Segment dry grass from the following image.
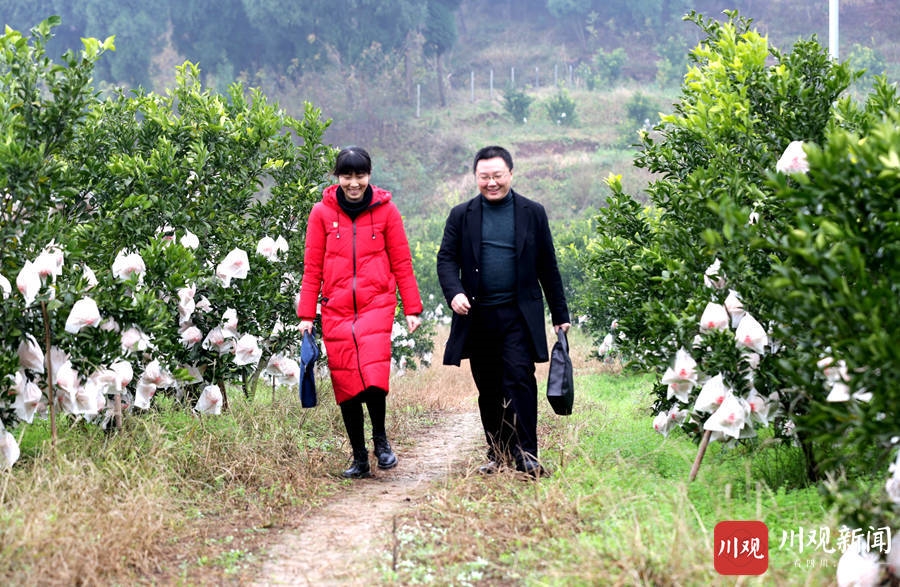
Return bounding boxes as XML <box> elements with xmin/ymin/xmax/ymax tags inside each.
<box><xmin>0</xmin><ymin>391</ymin><xmax>345</xmax><ymax>585</ymax></box>
<box><xmin>390</xmin><ymin>329</ymin><xmax>479</xmax><ymax>414</ymax></box>
<box><xmin>0</xmin><ymin>446</ymin><xmax>173</xmax><ymax>584</ymax></box>
<box><xmin>0</xmin><ymin>330</ymin><xmax>463</xmax><ymax>584</ymax></box>
<box><xmin>0</xmin><ymin>326</ymin><xmax>612</xmax><ymax>585</ymax></box>
<box><xmin>1</xmin><ymin>423</ymin><xmax>180</xmax><ymax>584</ymax></box>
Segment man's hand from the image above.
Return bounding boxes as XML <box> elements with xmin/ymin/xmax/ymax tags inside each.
<box><xmin>450</xmin><ymin>293</ymin><xmax>471</xmax><ymax>315</ymax></box>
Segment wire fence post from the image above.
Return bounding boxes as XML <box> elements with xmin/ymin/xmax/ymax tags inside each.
<box><xmin>414</xmin><ymin>60</ymin><xmax>593</xmax><ymax>111</ymax></box>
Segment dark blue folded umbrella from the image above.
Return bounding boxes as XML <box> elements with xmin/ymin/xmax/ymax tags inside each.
<box><xmin>299</xmin><ymin>330</ymin><xmax>319</xmax><ymax>408</ymax></box>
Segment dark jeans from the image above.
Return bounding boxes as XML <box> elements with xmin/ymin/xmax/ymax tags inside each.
<box><xmin>468</xmin><ymin>303</ymin><xmax>538</xmax><ymax>464</ymax></box>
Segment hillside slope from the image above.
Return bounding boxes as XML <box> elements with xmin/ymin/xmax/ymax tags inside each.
<box><xmin>304</xmin><ymin>1</ymin><xmax>899</xmax><ymax>225</ymax></box>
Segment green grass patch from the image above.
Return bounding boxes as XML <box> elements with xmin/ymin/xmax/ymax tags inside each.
<box><xmin>387</xmin><ymin>371</ymin><xmax>838</xmax><ymax>585</ymax></box>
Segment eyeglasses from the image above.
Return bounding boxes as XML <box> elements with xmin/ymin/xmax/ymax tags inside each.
<box><xmin>476</xmin><ymin>172</ymin><xmax>508</xmax><ymax>183</ymax></box>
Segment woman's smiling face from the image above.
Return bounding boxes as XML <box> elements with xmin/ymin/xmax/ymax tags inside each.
<box><xmin>338</xmin><ymin>172</ymin><xmax>370</xmax><ymax>202</ymax></box>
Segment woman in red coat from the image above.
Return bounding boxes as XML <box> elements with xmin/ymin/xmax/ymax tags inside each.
<box><xmin>298</xmin><ymin>147</ymin><xmax>423</xmax><ymax>478</ymax></box>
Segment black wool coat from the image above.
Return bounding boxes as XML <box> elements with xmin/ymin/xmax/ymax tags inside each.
<box><xmin>436</xmin><ymin>190</ymin><xmax>570</xmax><ymax>366</ymax></box>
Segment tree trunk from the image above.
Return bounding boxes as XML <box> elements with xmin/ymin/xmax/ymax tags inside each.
<box><xmin>405</xmin><ymin>43</ymin><xmax>413</xmax><ymax>101</ymax></box>
<box><xmin>114</xmin><ymin>392</ymin><xmax>123</xmax><ymax>431</ymax></box>
<box><xmin>436</xmin><ymin>54</ymin><xmax>447</xmax><ymax>107</ymax></box>
<box><xmin>41</xmin><ymin>301</ymin><xmax>58</xmax><ymax>446</ymax></box>
<box><xmin>456</xmin><ymin>6</ymin><xmax>468</xmax><ymax>37</ymax></box>
<box><xmin>798</xmin><ymin>432</ymin><xmax>821</xmax><ymax>482</ymax></box>
<box><xmin>245</xmin><ymin>355</ymin><xmax>268</xmax><ymax>400</ymax></box>
<box><xmin>217</xmin><ymin>378</ymin><xmax>229</xmax><ymax>412</ymax></box>
<box><xmin>573</xmin><ymin>17</ymin><xmax>585</xmax><ymax>51</ymax></box>
<box><xmin>689</xmin><ymin>430</ymin><xmax>712</xmax><ymax>481</ymax></box>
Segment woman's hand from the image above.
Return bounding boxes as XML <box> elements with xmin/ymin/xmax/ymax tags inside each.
<box><xmin>299</xmin><ymin>320</ymin><xmax>314</xmax><ymax>334</ymax></box>
<box><xmin>406</xmin><ymin>314</ymin><xmax>422</xmax><ymax>333</ymax></box>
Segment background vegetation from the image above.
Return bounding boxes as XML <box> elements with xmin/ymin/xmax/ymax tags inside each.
<box><xmin>3</xmin><ymin>1</ymin><xmax>900</xmax><ymax>584</ymax></box>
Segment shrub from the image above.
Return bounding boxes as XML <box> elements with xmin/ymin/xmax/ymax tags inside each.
<box><xmin>502</xmin><ymin>84</ymin><xmax>533</xmax><ymax>124</ymax></box>
<box><xmin>582</xmin><ymin>8</ymin><xmax>852</xmax><ymax>476</ymax></box>
<box><xmin>0</xmin><ymin>20</ymin><xmax>432</xmax><ymax>460</ymax></box>
<box><xmin>655</xmin><ymin>35</ymin><xmax>692</xmax><ymax>87</ymax></box>
<box><xmin>575</xmin><ymin>62</ymin><xmax>595</xmax><ymax>91</ymax></box>
<box><xmin>617</xmin><ymin>92</ymin><xmax>660</xmax><ymax>146</ymax></box>
<box><xmin>846</xmin><ymin>42</ymin><xmax>886</xmax><ymax>87</ymax></box>
<box><xmin>583</xmin><ymin>10</ymin><xmax>900</xmax><ymax>581</ymax></box>
<box><xmin>543</xmin><ymin>89</ymin><xmax>577</xmax><ymax>126</ymax></box>
<box><xmin>758</xmin><ymin>78</ymin><xmax>900</xmax><ymax>533</ymax></box>
<box><xmin>592</xmin><ymin>47</ymin><xmax>627</xmax><ymax>85</ymax></box>
<box><xmin>624</xmin><ymin>92</ymin><xmax>658</xmax><ymax>128</ymax></box>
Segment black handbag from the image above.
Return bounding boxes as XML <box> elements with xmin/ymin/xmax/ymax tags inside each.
<box><xmin>546</xmin><ymin>328</ymin><xmax>574</xmax><ymax>415</ymax></box>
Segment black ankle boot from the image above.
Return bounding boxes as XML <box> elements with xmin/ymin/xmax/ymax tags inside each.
<box><xmin>342</xmin><ymin>449</ymin><xmax>371</xmax><ymax>479</ymax></box>
<box><xmin>373</xmin><ymin>434</ymin><xmax>398</xmax><ymax>470</ymax></box>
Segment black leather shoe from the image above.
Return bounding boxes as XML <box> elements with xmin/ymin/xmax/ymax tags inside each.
<box><xmin>477</xmin><ymin>460</ymin><xmax>499</xmax><ymax>475</ymax></box>
<box><xmin>343</xmin><ymin>449</ymin><xmax>372</xmax><ymax>478</ymax></box>
<box><xmin>373</xmin><ymin>434</ymin><xmax>398</xmax><ymax>470</ymax></box>
<box><xmin>516</xmin><ymin>455</ymin><xmax>547</xmax><ymax>478</ymax></box>
<box><xmin>342</xmin><ymin>459</ymin><xmax>371</xmax><ymax>478</ymax></box>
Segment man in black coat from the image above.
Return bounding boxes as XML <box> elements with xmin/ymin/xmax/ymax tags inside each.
<box><xmin>437</xmin><ymin>145</ymin><xmax>571</xmax><ymax>477</ymax></box>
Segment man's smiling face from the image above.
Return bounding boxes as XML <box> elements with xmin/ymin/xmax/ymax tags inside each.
<box><xmin>475</xmin><ymin>157</ymin><xmax>512</xmax><ymax>201</ymax></box>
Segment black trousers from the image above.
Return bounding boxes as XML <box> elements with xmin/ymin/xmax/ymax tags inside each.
<box><xmin>468</xmin><ymin>303</ymin><xmax>539</xmax><ymax>463</ymax></box>
<box><xmin>339</xmin><ymin>387</ymin><xmax>387</xmax><ymax>455</ymax></box>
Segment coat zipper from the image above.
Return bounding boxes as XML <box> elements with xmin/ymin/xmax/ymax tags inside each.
<box><xmin>350</xmin><ymin>219</ymin><xmax>366</xmax><ymax>389</ymax></box>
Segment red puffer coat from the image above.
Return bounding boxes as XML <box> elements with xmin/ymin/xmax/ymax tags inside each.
<box><xmin>297</xmin><ymin>184</ymin><xmax>423</xmax><ymax>404</ymax></box>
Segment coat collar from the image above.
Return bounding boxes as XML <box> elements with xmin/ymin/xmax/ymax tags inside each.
<box><xmin>322</xmin><ymin>183</ymin><xmax>391</xmax><ymax>211</ymax></box>
<box><xmin>465</xmin><ymin>189</ymin><xmax>529</xmax><ymax>259</ymax></box>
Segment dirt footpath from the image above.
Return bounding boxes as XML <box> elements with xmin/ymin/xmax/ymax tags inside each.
<box><xmin>251</xmin><ymin>410</ymin><xmax>484</xmax><ymax>586</ymax></box>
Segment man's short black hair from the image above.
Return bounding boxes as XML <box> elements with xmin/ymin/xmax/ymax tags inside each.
<box><xmin>334</xmin><ymin>146</ymin><xmax>372</xmax><ymax>176</ymax></box>
<box><xmin>473</xmin><ymin>145</ymin><xmax>513</xmax><ymax>174</ymax></box>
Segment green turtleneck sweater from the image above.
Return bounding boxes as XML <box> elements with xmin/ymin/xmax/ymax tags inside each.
<box><xmin>479</xmin><ymin>192</ymin><xmax>516</xmax><ymax>306</ymax></box>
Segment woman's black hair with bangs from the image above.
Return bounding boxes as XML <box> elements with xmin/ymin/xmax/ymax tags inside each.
<box><xmin>333</xmin><ymin>146</ymin><xmax>372</xmax><ymax>176</ymax></box>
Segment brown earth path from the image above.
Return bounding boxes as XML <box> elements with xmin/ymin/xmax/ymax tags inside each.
<box><xmin>250</xmin><ymin>409</ymin><xmax>485</xmax><ymax>586</ymax></box>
